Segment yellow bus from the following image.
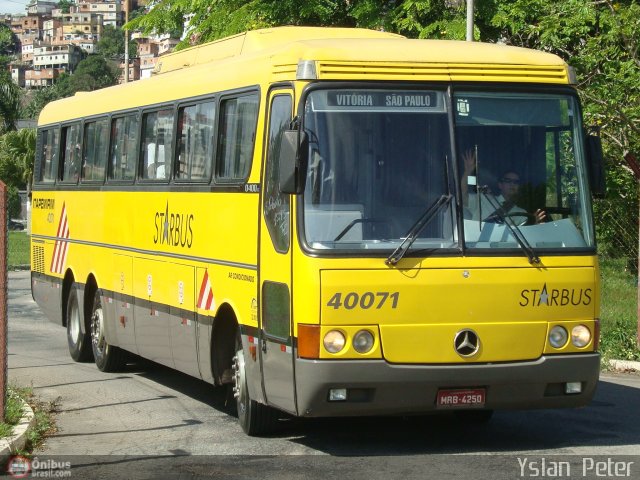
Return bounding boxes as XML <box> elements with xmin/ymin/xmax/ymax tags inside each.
<box><xmin>31</xmin><ymin>26</ymin><xmax>605</xmax><ymax>435</ymax></box>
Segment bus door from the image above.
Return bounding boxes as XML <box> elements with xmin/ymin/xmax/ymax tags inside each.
<box><xmin>258</xmin><ymin>90</ymin><xmax>296</xmax><ymax>414</ymax></box>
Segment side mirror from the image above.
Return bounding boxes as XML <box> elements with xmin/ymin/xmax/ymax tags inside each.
<box><xmin>278</xmin><ymin>130</ymin><xmax>308</xmax><ymax>194</ymax></box>
<box><xmin>586</xmin><ymin>133</ymin><xmax>606</xmax><ymax>199</ymax></box>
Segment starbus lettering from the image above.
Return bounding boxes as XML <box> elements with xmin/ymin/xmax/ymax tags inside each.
<box><xmin>153</xmin><ymin>202</ymin><xmax>194</xmax><ymax>248</ymax></box>
<box><xmin>519</xmin><ymin>283</ymin><xmax>592</xmax><ymax>307</ymax></box>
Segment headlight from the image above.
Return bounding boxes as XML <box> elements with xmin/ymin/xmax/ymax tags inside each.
<box><xmin>352</xmin><ymin>330</ymin><xmax>375</xmax><ymax>354</ymax></box>
<box><xmin>571</xmin><ymin>325</ymin><xmax>591</xmax><ymax>348</ymax></box>
<box><xmin>549</xmin><ymin>326</ymin><xmax>568</xmax><ymax>348</ymax></box>
<box><xmin>323</xmin><ymin>330</ymin><xmax>346</xmax><ymax>353</ymax></box>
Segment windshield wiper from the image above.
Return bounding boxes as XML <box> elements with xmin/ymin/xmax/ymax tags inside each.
<box><xmin>478</xmin><ymin>186</ymin><xmax>540</xmax><ymax>264</ymax></box>
<box><xmin>386</xmin><ymin>194</ymin><xmax>452</xmax><ymax>266</ymax></box>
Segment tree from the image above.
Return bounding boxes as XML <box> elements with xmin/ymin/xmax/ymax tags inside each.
<box><xmin>484</xmin><ymin>0</ymin><xmax>640</xmax><ymax>258</ymax></box>
<box><xmin>65</xmin><ymin>54</ymin><xmax>120</xmax><ymax>93</ymax></box>
<box><xmin>0</xmin><ymin>129</ymin><xmax>36</xmax><ymax>191</ymax></box>
<box><xmin>126</xmin><ymin>0</ymin><xmax>356</xmax><ymax>49</ymax></box>
<box><xmin>24</xmin><ymin>54</ymin><xmax>120</xmax><ymax>119</ymax></box>
<box><xmin>0</xmin><ymin>129</ymin><xmax>36</xmax><ymax>219</ymax></box>
<box><xmin>0</xmin><ymin>70</ymin><xmax>21</xmax><ymax>134</ymax></box>
<box><xmin>57</xmin><ymin>0</ymin><xmax>74</xmax><ymax>14</ymax></box>
<box><xmin>23</xmin><ymin>85</ymin><xmax>62</xmax><ymax>120</ymax></box>
<box><xmin>0</xmin><ymin>23</ymin><xmax>18</xmax><ymax>69</ymax></box>
<box><xmin>95</xmin><ymin>25</ymin><xmax>138</xmax><ymax>59</ymax></box>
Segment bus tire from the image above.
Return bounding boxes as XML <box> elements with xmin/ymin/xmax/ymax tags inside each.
<box><xmin>90</xmin><ymin>289</ymin><xmax>127</xmax><ymax>372</ymax></box>
<box><xmin>233</xmin><ymin>334</ymin><xmax>278</xmax><ymax>436</ymax></box>
<box><xmin>66</xmin><ymin>284</ymin><xmax>92</xmax><ymax>362</ymax></box>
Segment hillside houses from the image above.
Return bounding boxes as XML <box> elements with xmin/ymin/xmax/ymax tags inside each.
<box><xmin>2</xmin><ymin>0</ymin><xmax>178</xmax><ymax>87</ymax></box>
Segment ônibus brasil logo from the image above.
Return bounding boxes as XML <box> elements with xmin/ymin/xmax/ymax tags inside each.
<box><xmin>6</xmin><ymin>455</ymin><xmax>30</xmax><ymax>478</ymax></box>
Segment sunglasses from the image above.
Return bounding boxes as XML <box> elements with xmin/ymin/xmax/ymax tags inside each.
<box><xmin>500</xmin><ymin>177</ymin><xmax>520</xmax><ymax>185</ymax></box>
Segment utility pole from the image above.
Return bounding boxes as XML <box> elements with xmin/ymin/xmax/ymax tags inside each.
<box><xmin>466</xmin><ymin>0</ymin><xmax>474</xmax><ymax>42</ymax></box>
<box><xmin>124</xmin><ymin>0</ymin><xmax>129</xmax><ymax>83</ymax></box>
<box><xmin>0</xmin><ymin>182</ymin><xmax>7</xmax><ymax>422</ymax></box>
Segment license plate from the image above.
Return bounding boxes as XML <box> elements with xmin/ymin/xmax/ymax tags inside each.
<box><xmin>436</xmin><ymin>388</ymin><xmax>486</xmax><ymax>408</ymax></box>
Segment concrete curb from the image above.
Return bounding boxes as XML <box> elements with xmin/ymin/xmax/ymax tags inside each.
<box><xmin>0</xmin><ymin>399</ymin><xmax>35</xmax><ymax>459</ymax></box>
<box><xmin>608</xmin><ymin>359</ymin><xmax>640</xmax><ymax>373</ymax></box>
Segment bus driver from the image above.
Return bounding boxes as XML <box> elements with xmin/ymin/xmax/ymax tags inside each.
<box><xmin>461</xmin><ymin>149</ymin><xmax>547</xmax><ymax>225</ymax></box>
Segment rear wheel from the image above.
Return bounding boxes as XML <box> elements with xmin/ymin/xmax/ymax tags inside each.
<box><xmin>233</xmin><ymin>333</ymin><xmax>278</xmax><ymax>436</ymax></box>
<box><xmin>90</xmin><ymin>290</ymin><xmax>127</xmax><ymax>372</ymax></box>
<box><xmin>66</xmin><ymin>284</ymin><xmax>92</xmax><ymax>362</ymax></box>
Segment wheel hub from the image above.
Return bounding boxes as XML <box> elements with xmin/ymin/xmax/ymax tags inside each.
<box><xmin>232</xmin><ymin>351</ymin><xmax>247</xmax><ymax>415</ymax></box>
<box><xmin>91</xmin><ymin>306</ymin><xmax>106</xmax><ymax>354</ymax></box>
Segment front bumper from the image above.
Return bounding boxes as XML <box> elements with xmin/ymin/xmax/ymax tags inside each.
<box><xmin>294</xmin><ymin>353</ymin><xmax>600</xmax><ymax>417</ymax></box>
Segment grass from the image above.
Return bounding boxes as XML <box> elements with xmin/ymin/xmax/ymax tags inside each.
<box><xmin>7</xmin><ymin>231</ymin><xmax>29</xmax><ymax>269</ymax></box>
<box><xmin>0</xmin><ymin>386</ymin><xmax>58</xmax><ymax>455</ymax></box>
<box><xmin>0</xmin><ymin>387</ymin><xmax>27</xmax><ymax>438</ymax></box>
<box><xmin>599</xmin><ymin>257</ymin><xmax>640</xmax><ymax>362</ymax></box>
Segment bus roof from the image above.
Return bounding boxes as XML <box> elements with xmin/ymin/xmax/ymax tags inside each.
<box><xmin>153</xmin><ymin>26</ymin><xmax>404</xmax><ymax>75</ymax></box>
<box><xmin>38</xmin><ymin>26</ymin><xmax>571</xmax><ymax>126</ymax></box>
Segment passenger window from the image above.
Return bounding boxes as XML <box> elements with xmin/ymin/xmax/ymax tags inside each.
<box><xmin>37</xmin><ymin>128</ymin><xmax>59</xmax><ymax>184</ymax></box>
<box><xmin>175</xmin><ymin>101</ymin><xmax>215</xmax><ymax>181</ymax></box>
<box><xmin>141</xmin><ymin>108</ymin><xmax>174</xmax><ymax>181</ymax></box>
<box><xmin>216</xmin><ymin>94</ymin><xmax>258</xmax><ymax>181</ymax></box>
<box><xmin>82</xmin><ymin>118</ymin><xmax>108</xmax><ymax>182</ymax></box>
<box><xmin>60</xmin><ymin>123</ymin><xmax>81</xmax><ymax>183</ymax></box>
<box><xmin>109</xmin><ymin>114</ymin><xmax>138</xmax><ymax>182</ymax></box>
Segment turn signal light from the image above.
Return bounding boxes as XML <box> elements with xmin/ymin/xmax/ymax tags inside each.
<box><xmin>297</xmin><ymin>324</ymin><xmax>320</xmax><ymax>359</ymax></box>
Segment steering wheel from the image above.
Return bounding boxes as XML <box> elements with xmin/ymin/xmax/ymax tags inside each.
<box><xmin>484</xmin><ymin>211</ymin><xmax>535</xmax><ymax>227</ymax></box>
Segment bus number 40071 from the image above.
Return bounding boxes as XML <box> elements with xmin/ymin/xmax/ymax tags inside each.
<box><xmin>326</xmin><ymin>291</ymin><xmax>399</xmax><ymax>310</ymax></box>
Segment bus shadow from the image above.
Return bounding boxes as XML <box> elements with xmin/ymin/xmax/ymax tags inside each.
<box><xmin>285</xmin><ymin>377</ymin><xmax>639</xmax><ymax>455</ymax></box>
<box><xmin>125</xmin><ymin>360</ymin><xmax>640</xmax><ymax>455</ymax></box>
<box><xmin>126</xmin><ymin>359</ymin><xmax>234</xmax><ymax>413</ymax></box>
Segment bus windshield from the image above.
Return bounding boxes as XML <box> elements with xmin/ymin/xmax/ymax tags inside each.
<box><xmin>302</xmin><ymin>88</ymin><xmax>456</xmax><ymax>252</ymax></box>
<box><xmin>301</xmin><ymin>87</ymin><xmax>594</xmax><ymax>255</ymax></box>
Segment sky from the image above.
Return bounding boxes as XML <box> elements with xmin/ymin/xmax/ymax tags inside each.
<box><xmin>0</xmin><ymin>0</ymin><xmax>31</xmax><ymax>15</ymax></box>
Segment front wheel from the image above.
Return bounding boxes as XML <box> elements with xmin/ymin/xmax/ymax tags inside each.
<box><xmin>66</xmin><ymin>284</ymin><xmax>92</xmax><ymax>362</ymax></box>
<box><xmin>90</xmin><ymin>289</ymin><xmax>127</xmax><ymax>372</ymax></box>
<box><xmin>233</xmin><ymin>334</ymin><xmax>278</xmax><ymax>436</ymax></box>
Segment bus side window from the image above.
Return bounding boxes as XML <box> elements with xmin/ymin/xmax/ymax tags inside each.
<box><xmin>263</xmin><ymin>94</ymin><xmax>292</xmax><ymax>252</ymax></box>
<box><xmin>36</xmin><ymin>128</ymin><xmax>59</xmax><ymax>184</ymax></box>
<box><xmin>216</xmin><ymin>93</ymin><xmax>258</xmax><ymax>181</ymax></box>
<box><xmin>60</xmin><ymin>123</ymin><xmax>81</xmax><ymax>183</ymax></box>
<box><xmin>82</xmin><ymin>118</ymin><xmax>108</xmax><ymax>182</ymax></box>
<box><xmin>109</xmin><ymin>114</ymin><xmax>138</xmax><ymax>182</ymax></box>
<box><xmin>141</xmin><ymin>109</ymin><xmax>173</xmax><ymax>181</ymax></box>
<box><xmin>175</xmin><ymin>100</ymin><xmax>215</xmax><ymax>182</ymax></box>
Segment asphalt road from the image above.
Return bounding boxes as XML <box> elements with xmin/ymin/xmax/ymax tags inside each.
<box><xmin>6</xmin><ymin>270</ymin><xmax>640</xmax><ymax>479</ymax></box>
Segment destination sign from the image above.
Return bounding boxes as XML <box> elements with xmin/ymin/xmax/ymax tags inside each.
<box><xmin>312</xmin><ymin>90</ymin><xmax>446</xmax><ymax>113</ymax></box>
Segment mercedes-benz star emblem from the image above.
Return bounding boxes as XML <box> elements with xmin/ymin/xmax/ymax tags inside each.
<box><xmin>454</xmin><ymin>329</ymin><xmax>480</xmax><ymax>357</ymax></box>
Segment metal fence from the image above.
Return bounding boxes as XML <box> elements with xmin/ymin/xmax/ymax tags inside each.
<box><xmin>594</xmin><ymin>197</ymin><xmax>639</xmax><ymax>273</ymax></box>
